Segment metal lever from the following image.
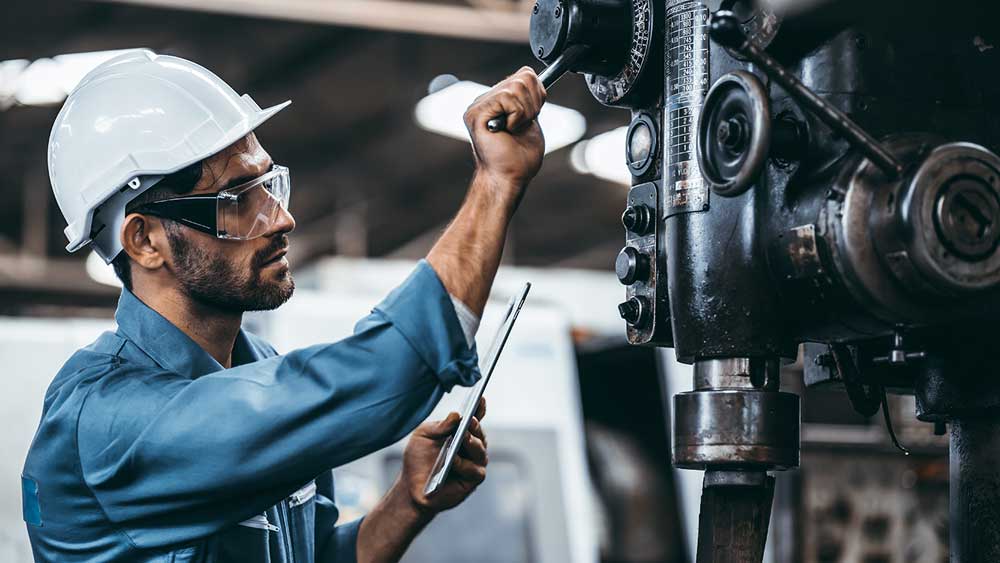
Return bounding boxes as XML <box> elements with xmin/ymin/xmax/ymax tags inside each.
<box><xmin>709</xmin><ymin>11</ymin><xmax>904</xmax><ymax>179</ymax></box>
<box><xmin>486</xmin><ymin>45</ymin><xmax>589</xmax><ymax>133</ymax></box>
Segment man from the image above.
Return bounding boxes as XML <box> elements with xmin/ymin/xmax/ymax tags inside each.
<box><xmin>22</xmin><ymin>50</ymin><xmax>547</xmax><ymax>562</ymax></box>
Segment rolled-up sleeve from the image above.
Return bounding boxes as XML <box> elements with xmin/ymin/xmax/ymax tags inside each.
<box><xmin>77</xmin><ymin>260</ymin><xmax>480</xmax><ymax>548</ymax></box>
<box><xmin>374</xmin><ymin>262</ymin><xmax>479</xmax><ymax>391</ymax></box>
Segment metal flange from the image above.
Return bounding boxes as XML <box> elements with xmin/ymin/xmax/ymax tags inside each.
<box><xmin>673</xmin><ymin>389</ymin><xmax>799</xmax><ymax>470</ymax></box>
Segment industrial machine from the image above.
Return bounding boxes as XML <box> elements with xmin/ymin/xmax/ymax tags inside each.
<box><xmin>524</xmin><ymin>0</ymin><xmax>1000</xmax><ymax>560</ymax></box>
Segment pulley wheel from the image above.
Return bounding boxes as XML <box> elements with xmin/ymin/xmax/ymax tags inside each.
<box><xmin>696</xmin><ymin>71</ymin><xmax>771</xmax><ymax>197</ymax></box>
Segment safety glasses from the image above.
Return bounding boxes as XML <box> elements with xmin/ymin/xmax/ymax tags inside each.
<box><xmin>135</xmin><ymin>165</ymin><xmax>291</xmax><ymax>240</ymax></box>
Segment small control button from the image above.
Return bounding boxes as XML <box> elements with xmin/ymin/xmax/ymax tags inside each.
<box><xmin>622</xmin><ymin>204</ymin><xmax>653</xmax><ymax>234</ymax></box>
<box><xmin>618</xmin><ymin>296</ymin><xmax>649</xmax><ymax>327</ymax></box>
<box><xmin>616</xmin><ymin>246</ymin><xmax>649</xmax><ymax>285</ymax></box>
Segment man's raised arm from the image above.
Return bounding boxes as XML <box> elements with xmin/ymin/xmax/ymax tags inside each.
<box><xmin>354</xmin><ymin>67</ymin><xmax>547</xmax><ymax>563</ymax></box>
<box><xmin>427</xmin><ymin>67</ymin><xmax>547</xmax><ymax>316</ymax></box>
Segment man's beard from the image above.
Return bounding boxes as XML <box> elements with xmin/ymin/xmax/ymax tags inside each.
<box><xmin>166</xmin><ymin>224</ymin><xmax>295</xmax><ymax>313</ymax></box>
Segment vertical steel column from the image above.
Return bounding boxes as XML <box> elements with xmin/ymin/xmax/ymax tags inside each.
<box><xmin>950</xmin><ymin>417</ymin><xmax>1000</xmax><ymax>563</ymax></box>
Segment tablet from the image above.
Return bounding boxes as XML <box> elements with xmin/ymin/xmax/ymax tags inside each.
<box><xmin>423</xmin><ymin>282</ymin><xmax>531</xmax><ymax>496</ymax></box>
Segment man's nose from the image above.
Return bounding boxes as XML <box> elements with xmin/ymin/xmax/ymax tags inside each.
<box><xmin>271</xmin><ymin>205</ymin><xmax>296</xmax><ymax>235</ymax></box>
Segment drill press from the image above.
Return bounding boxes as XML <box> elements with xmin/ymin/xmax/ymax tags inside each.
<box><xmin>521</xmin><ymin>0</ymin><xmax>1000</xmax><ymax>560</ymax></box>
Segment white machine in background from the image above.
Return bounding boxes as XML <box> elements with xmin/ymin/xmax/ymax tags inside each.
<box><xmin>257</xmin><ymin>258</ymin><xmax>609</xmax><ymax>563</ymax></box>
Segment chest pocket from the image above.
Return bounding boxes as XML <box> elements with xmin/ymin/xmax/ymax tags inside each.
<box><xmin>284</xmin><ymin>480</ymin><xmax>318</xmax><ymax>563</ymax></box>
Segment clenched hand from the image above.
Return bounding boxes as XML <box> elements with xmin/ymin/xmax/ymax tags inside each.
<box><xmin>464</xmin><ymin>68</ymin><xmax>547</xmax><ymax>210</ymax></box>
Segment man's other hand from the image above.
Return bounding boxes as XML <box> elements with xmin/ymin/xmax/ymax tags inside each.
<box><xmin>400</xmin><ymin>397</ymin><xmax>488</xmax><ymax>513</ymax></box>
<box><xmin>463</xmin><ymin>68</ymin><xmax>546</xmax><ymax>208</ymax></box>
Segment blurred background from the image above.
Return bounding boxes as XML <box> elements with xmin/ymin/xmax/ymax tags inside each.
<box><xmin>0</xmin><ymin>1</ymin><xmax>950</xmax><ymax>562</ymax></box>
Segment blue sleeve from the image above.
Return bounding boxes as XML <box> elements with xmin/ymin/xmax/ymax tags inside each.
<box><xmin>77</xmin><ymin>261</ymin><xmax>479</xmax><ymax>549</ymax></box>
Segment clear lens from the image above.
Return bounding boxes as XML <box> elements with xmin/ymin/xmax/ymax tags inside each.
<box><xmin>217</xmin><ymin>166</ymin><xmax>290</xmax><ymax>239</ymax></box>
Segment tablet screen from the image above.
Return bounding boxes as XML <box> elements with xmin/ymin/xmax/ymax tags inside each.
<box><xmin>423</xmin><ymin>282</ymin><xmax>531</xmax><ymax>496</ymax></box>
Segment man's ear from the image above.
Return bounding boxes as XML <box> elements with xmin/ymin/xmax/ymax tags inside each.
<box><xmin>121</xmin><ymin>213</ymin><xmax>169</xmax><ymax>271</ymax></box>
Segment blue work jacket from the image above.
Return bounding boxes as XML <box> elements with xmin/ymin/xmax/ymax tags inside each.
<box><xmin>21</xmin><ymin>261</ymin><xmax>480</xmax><ymax>562</ymax></box>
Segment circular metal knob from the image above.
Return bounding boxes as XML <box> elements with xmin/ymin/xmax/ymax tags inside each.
<box><xmin>530</xmin><ymin>0</ymin><xmax>570</xmax><ymax>63</ymax></box>
<box><xmin>622</xmin><ymin>204</ymin><xmax>653</xmax><ymax>235</ymax></box>
<box><xmin>616</xmin><ymin>247</ymin><xmax>649</xmax><ymax>285</ymax></box>
<box><xmin>696</xmin><ymin>70</ymin><xmax>772</xmax><ymax>197</ymax></box>
<box><xmin>617</xmin><ymin>296</ymin><xmax>649</xmax><ymax>326</ymax></box>
<box><xmin>899</xmin><ymin>142</ymin><xmax>1000</xmax><ymax>293</ymax></box>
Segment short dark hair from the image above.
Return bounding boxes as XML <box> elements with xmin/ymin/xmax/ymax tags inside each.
<box><xmin>111</xmin><ymin>161</ymin><xmax>204</xmax><ymax>290</ymax></box>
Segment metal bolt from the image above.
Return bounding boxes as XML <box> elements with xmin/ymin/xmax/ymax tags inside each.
<box><xmin>537</xmin><ymin>46</ymin><xmax>545</xmax><ymax>57</ymax></box>
<box><xmin>717</xmin><ymin>117</ymin><xmax>747</xmax><ymax>150</ymax></box>
<box><xmin>934</xmin><ymin>421</ymin><xmax>947</xmax><ymax>436</ymax></box>
<box><xmin>717</xmin><ymin>121</ymin><xmax>731</xmax><ymax>144</ymax></box>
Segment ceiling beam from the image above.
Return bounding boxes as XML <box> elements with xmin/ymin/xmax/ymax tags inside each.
<box><xmin>0</xmin><ymin>254</ymin><xmax>118</xmax><ymax>311</ymax></box>
<box><xmin>94</xmin><ymin>0</ymin><xmax>531</xmax><ymax>43</ymax></box>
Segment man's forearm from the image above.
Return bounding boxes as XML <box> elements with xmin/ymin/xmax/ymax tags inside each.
<box><xmin>356</xmin><ymin>479</ymin><xmax>433</xmax><ymax>563</ymax></box>
<box><xmin>427</xmin><ymin>173</ymin><xmax>519</xmax><ymax>317</ymax></box>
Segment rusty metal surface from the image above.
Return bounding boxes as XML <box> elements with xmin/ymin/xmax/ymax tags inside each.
<box><xmin>673</xmin><ymin>389</ymin><xmax>800</xmax><ymax>470</ymax></box>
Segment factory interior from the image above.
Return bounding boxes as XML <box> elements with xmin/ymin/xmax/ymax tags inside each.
<box><xmin>4</xmin><ymin>0</ymin><xmax>998</xmax><ymax>562</ymax></box>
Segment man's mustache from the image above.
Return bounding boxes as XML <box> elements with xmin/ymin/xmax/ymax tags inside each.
<box><xmin>253</xmin><ymin>234</ymin><xmax>290</xmax><ymax>268</ymax></box>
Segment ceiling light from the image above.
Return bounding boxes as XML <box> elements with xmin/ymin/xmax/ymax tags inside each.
<box><xmin>1</xmin><ymin>49</ymin><xmax>135</xmax><ymax>109</ymax></box>
<box><xmin>569</xmin><ymin>126</ymin><xmax>631</xmax><ymax>185</ymax></box>
<box><xmin>86</xmin><ymin>250</ymin><xmax>122</xmax><ymax>288</ymax></box>
<box><xmin>415</xmin><ymin>80</ymin><xmax>587</xmax><ymax>154</ymax></box>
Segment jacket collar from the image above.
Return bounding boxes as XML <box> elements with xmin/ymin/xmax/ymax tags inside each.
<box><xmin>114</xmin><ymin>288</ymin><xmax>262</xmax><ymax>378</ymax></box>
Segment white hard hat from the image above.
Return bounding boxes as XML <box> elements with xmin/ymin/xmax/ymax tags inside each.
<box><xmin>48</xmin><ymin>49</ymin><xmax>290</xmax><ymax>262</ymax></box>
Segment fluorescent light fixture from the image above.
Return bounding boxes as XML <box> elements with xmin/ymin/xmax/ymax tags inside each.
<box><xmin>569</xmin><ymin>126</ymin><xmax>631</xmax><ymax>185</ymax></box>
<box><xmin>86</xmin><ymin>250</ymin><xmax>122</xmax><ymax>288</ymax></box>
<box><xmin>0</xmin><ymin>59</ymin><xmax>30</xmax><ymax>109</ymax></box>
<box><xmin>0</xmin><ymin>49</ymin><xmax>135</xmax><ymax>109</ymax></box>
<box><xmin>414</xmin><ymin>80</ymin><xmax>587</xmax><ymax>154</ymax></box>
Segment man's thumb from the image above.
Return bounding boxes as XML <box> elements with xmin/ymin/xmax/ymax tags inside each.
<box><xmin>424</xmin><ymin>412</ymin><xmax>461</xmax><ymax>439</ymax></box>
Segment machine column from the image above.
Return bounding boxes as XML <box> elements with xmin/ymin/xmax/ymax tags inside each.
<box><xmin>950</xmin><ymin>417</ymin><xmax>1000</xmax><ymax>562</ymax></box>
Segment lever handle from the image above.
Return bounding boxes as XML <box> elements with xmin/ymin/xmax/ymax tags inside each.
<box><xmin>709</xmin><ymin>11</ymin><xmax>904</xmax><ymax>179</ymax></box>
<box><xmin>486</xmin><ymin>45</ymin><xmax>589</xmax><ymax>133</ymax></box>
